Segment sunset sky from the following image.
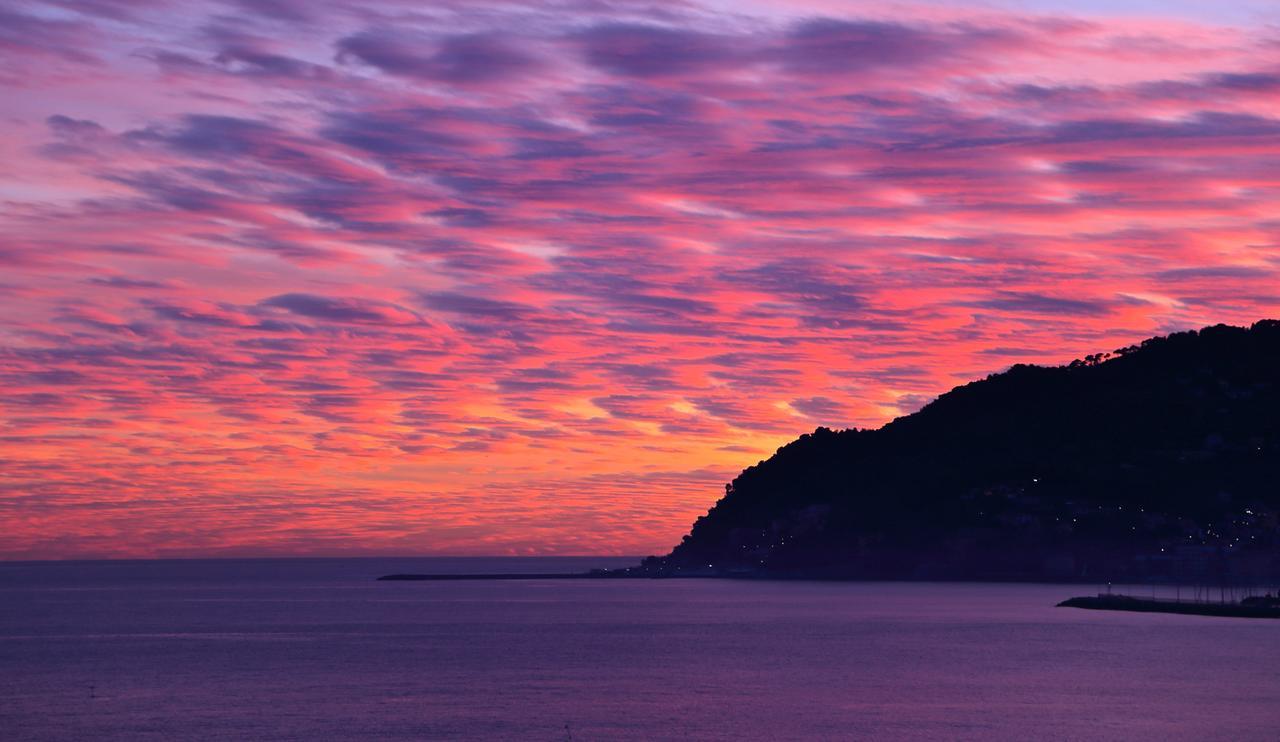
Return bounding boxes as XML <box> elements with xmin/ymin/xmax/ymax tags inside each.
<box><xmin>3</xmin><ymin>0</ymin><xmax>1279</xmax><ymax>559</ymax></box>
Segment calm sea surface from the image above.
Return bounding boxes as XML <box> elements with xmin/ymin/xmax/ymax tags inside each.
<box><xmin>2</xmin><ymin>558</ymin><xmax>1278</xmax><ymax>741</ymax></box>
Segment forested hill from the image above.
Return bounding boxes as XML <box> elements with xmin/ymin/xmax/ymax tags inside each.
<box><xmin>639</xmin><ymin>321</ymin><xmax>1280</xmax><ymax>581</ymax></box>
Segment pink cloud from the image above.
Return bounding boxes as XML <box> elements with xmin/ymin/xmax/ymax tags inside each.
<box><xmin>1</xmin><ymin>0</ymin><xmax>1278</xmax><ymax>558</ymax></box>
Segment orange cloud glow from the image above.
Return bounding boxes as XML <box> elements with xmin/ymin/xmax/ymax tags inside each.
<box><xmin>3</xmin><ymin>0</ymin><xmax>1280</xmax><ymax>558</ymax></box>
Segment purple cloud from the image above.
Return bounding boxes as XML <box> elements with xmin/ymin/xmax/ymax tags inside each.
<box><xmin>260</xmin><ymin>293</ymin><xmax>424</xmax><ymax>325</ymax></box>
<box><xmin>336</xmin><ymin>30</ymin><xmax>541</xmax><ymax>84</ymax></box>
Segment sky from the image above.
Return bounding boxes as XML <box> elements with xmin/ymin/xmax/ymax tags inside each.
<box><xmin>2</xmin><ymin>0</ymin><xmax>1279</xmax><ymax>559</ymax></box>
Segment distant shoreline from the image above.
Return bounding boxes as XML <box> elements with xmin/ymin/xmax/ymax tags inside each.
<box><xmin>377</xmin><ymin>573</ymin><xmax>613</xmax><ymax>581</ymax></box>
<box><xmin>1059</xmin><ymin>594</ymin><xmax>1280</xmax><ymax>619</ymax></box>
<box><xmin>375</xmin><ymin>571</ymin><xmax>1198</xmax><ymax>585</ymax></box>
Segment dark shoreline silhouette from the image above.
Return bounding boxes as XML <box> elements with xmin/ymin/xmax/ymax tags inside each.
<box><xmin>1059</xmin><ymin>594</ymin><xmax>1280</xmax><ymax>619</ymax></box>
<box><xmin>378</xmin><ymin>571</ymin><xmax>1150</xmax><ymax>583</ymax></box>
<box><xmin>382</xmin><ymin>321</ymin><xmax>1280</xmax><ymax>588</ymax></box>
<box><xmin>377</xmin><ymin>573</ymin><xmax>597</xmax><ymax>581</ymax></box>
<box><xmin>633</xmin><ymin>320</ymin><xmax>1280</xmax><ymax>584</ymax></box>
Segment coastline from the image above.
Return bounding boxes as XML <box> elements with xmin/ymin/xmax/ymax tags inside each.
<box><xmin>1058</xmin><ymin>594</ymin><xmax>1280</xmax><ymax>619</ymax></box>
<box><xmin>375</xmin><ymin>570</ymin><xmax>1248</xmax><ymax>586</ymax></box>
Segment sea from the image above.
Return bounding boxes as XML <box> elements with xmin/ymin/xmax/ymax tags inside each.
<box><xmin>2</xmin><ymin>557</ymin><xmax>1278</xmax><ymax>741</ymax></box>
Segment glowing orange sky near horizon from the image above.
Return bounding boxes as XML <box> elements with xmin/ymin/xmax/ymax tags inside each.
<box><xmin>2</xmin><ymin>0</ymin><xmax>1280</xmax><ymax>559</ymax></box>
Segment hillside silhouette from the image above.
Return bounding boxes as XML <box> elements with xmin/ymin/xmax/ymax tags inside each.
<box><xmin>638</xmin><ymin>321</ymin><xmax>1280</xmax><ymax>581</ymax></box>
